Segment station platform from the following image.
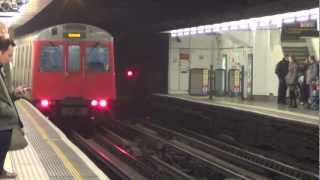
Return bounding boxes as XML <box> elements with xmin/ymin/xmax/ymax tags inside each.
<box><xmin>155</xmin><ymin>94</ymin><xmax>319</xmax><ymax>125</ymax></box>
<box><xmin>3</xmin><ymin>100</ymin><xmax>109</xmax><ymax>180</ymax></box>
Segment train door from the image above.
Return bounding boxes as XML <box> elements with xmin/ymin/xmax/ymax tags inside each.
<box><xmin>82</xmin><ymin>41</ymin><xmax>116</xmax><ymax>99</ymax></box>
<box><xmin>63</xmin><ymin>42</ymin><xmax>83</xmax><ymax>97</ymax></box>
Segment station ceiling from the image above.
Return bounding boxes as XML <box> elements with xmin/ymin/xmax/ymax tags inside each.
<box><xmin>13</xmin><ymin>0</ymin><xmax>318</xmax><ymax>37</ymax></box>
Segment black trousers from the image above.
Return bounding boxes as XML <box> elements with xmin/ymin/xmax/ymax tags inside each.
<box><xmin>289</xmin><ymin>85</ymin><xmax>297</xmax><ymax>107</ymax></box>
<box><xmin>0</xmin><ymin>129</ymin><xmax>12</xmax><ymax>174</ymax></box>
<box><xmin>278</xmin><ymin>79</ymin><xmax>287</xmax><ymax>103</ymax></box>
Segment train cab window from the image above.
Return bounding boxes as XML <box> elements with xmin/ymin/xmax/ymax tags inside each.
<box><xmin>85</xmin><ymin>46</ymin><xmax>109</xmax><ymax>72</ymax></box>
<box><xmin>40</xmin><ymin>45</ymin><xmax>63</xmax><ymax>72</ymax></box>
<box><xmin>68</xmin><ymin>45</ymin><xmax>80</xmax><ymax>72</ymax></box>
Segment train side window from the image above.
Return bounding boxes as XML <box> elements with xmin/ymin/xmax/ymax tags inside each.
<box><xmin>85</xmin><ymin>46</ymin><xmax>109</xmax><ymax>72</ymax></box>
<box><xmin>68</xmin><ymin>45</ymin><xmax>80</xmax><ymax>72</ymax></box>
<box><xmin>40</xmin><ymin>45</ymin><xmax>64</xmax><ymax>72</ymax></box>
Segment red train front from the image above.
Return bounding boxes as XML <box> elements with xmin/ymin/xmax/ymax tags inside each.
<box><xmin>12</xmin><ymin>23</ymin><xmax>116</xmax><ymax>122</ymax></box>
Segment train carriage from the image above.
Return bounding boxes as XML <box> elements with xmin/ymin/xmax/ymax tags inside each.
<box><xmin>12</xmin><ymin>23</ymin><xmax>116</xmax><ymax>122</ymax></box>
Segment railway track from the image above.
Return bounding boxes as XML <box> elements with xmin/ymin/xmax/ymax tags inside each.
<box><xmin>71</xmin><ymin>119</ymin><xmax>318</xmax><ymax>180</ymax></box>
<box><xmin>98</xmin><ymin>121</ymin><xmax>272</xmax><ymax>180</ymax></box>
<box><xmin>140</xmin><ymin>121</ymin><xmax>318</xmax><ymax>180</ymax></box>
<box><xmin>72</xmin><ymin>131</ymin><xmax>149</xmax><ymax>180</ymax></box>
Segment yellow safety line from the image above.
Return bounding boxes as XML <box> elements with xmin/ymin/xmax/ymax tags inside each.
<box><xmin>17</xmin><ymin>102</ymin><xmax>83</xmax><ymax>180</ymax></box>
<box><xmin>217</xmin><ymin>101</ymin><xmax>318</xmax><ymax>121</ymax></box>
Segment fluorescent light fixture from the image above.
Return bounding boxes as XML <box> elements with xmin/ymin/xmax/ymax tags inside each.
<box><xmin>239</xmin><ymin>22</ymin><xmax>249</xmax><ymax>29</ymax></box>
<box><xmin>183</xmin><ymin>28</ymin><xmax>190</xmax><ymax>35</ymax></box>
<box><xmin>183</xmin><ymin>32</ymin><xmax>189</xmax><ymax>35</ymax></box>
<box><xmin>270</xmin><ymin>15</ymin><xmax>282</xmax><ymax>28</ymax></box>
<box><xmin>190</xmin><ymin>27</ymin><xmax>197</xmax><ymax>35</ymax></box>
<box><xmin>221</xmin><ymin>23</ymin><xmax>229</xmax><ymax>31</ymax></box>
<box><xmin>212</xmin><ymin>24</ymin><xmax>220</xmax><ymax>32</ymax></box>
<box><xmin>282</xmin><ymin>12</ymin><xmax>295</xmax><ymax>19</ymax></box>
<box><xmin>309</xmin><ymin>8</ymin><xmax>319</xmax><ymax>15</ymax></box>
<box><xmin>249</xmin><ymin>18</ymin><xmax>258</xmax><ymax>31</ymax></box>
<box><xmin>310</xmin><ymin>13</ymin><xmax>318</xmax><ymax>20</ymax></box>
<box><xmin>197</xmin><ymin>26</ymin><xmax>205</xmax><ymax>34</ymax></box>
<box><xmin>229</xmin><ymin>21</ymin><xmax>238</xmax><ymax>30</ymax></box>
<box><xmin>283</xmin><ymin>18</ymin><xmax>295</xmax><ymax>24</ymax></box>
<box><xmin>296</xmin><ymin>16</ymin><xmax>309</xmax><ymax>22</ymax></box>
<box><xmin>169</xmin><ymin>7</ymin><xmax>319</xmax><ymax>36</ymax></box>
<box><xmin>221</xmin><ymin>26</ymin><xmax>228</xmax><ymax>31</ymax></box>
<box><xmin>204</xmin><ymin>25</ymin><xmax>212</xmax><ymax>33</ymax></box>
<box><xmin>177</xmin><ymin>29</ymin><xmax>183</xmax><ymax>36</ymax></box>
<box><xmin>171</xmin><ymin>30</ymin><xmax>178</xmax><ymax>34</ymax></box>
<box><xmin>230</xmin><ymin>26</ymin><xmax>238</xmax><ymax>30</ymax></box>
<box><xmin>259</xmin><ymin>17</ymin><xmax>270</xmax><ymax>27</ymax></box>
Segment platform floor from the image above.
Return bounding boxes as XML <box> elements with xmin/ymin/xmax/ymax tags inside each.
<box><xmin>156</xmin><ymin>94</ymin><xmax>319</xmax><ymax>125</ymax></box>
<box><xmin>3</xmin><ymin>100</ymin><xmax>109</xmax><ymax>180</ymax></box>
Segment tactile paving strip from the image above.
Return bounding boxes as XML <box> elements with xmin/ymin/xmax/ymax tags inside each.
<box><xmin>17</xmin><ymin>100</ymin><xmax>107</xmax><ymax>180</ymax></box>
<box><xmin>9</xmin><ymin>140</ymin><xmax>50</xmax><ymax>180</ymax></box>
<box><xmin>17</xmin><ymin>107</ymin><xmax>73</xmax><ymax>179</ymax></box>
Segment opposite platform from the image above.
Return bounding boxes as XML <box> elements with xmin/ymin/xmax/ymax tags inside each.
<box><xmin>155</xmin><ymin>94</ymin><xmax>319</xmax><ymax>125</ymax></box>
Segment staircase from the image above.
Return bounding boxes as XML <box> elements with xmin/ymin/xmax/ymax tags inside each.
<box><xmin>280</xmin><ymin>20</ymin><xmax>319</xmax><ymax>64</ymax></box>
<box><xmin>281</xmin><ymin>41</ymin><xmax>309</xmax><ymax>63</ymax></box>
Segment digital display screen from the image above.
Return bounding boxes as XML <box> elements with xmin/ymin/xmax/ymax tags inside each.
<box><xmin>64</xmin><ymin>32</ymin><xmax>86</xmax><ymax>39</ymax></box>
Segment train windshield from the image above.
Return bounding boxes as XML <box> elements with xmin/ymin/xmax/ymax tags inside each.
<box><xmin>85</xmin><ymin>45</ymin><xmax>109</xmax><ymax>72</ymax></box>
<box><xmin>40</xmin><ymin>45</ymin><xmax>64</xmax><ymax>72</ymax></box>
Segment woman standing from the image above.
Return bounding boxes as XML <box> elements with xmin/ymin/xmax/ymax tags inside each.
<box><xmin>285</xmin><ymin>56</ymin><xmax>298</xmax><ymax>108</ymax></box>
<box><xmin>299</xmin><ymin>58</ymin><xmax>309</xmax><ymax>105</ymax></box>
<box><xmin>305</xmin><ymin>56</ymin><xmax>318</xmax><ymax>106</ymax></box>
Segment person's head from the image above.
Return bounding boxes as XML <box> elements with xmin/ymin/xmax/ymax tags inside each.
<box><xmin>308</xmin><ymin>55</ymin><xmax>316</xmax><ymax>63</ymax></box>
<box><xmin>288</xmin><ymin>55</ymin><xmax>294</xmax><ymax>62</ymax></box>
<box><xmin>282</xmin><ymin>57</ymin><xmax>286</xmax><ymax>61</ymax></box>
<box><xmin>0</xmin><ymin>37</ymin><xmax>15</xmax><ymax>65</ymax></box>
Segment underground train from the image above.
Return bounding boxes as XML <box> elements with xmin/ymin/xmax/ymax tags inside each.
<box><xmin>12</xmin><ymin>23</ymin><xmax>116</xmax><ymax>122</ymax></box>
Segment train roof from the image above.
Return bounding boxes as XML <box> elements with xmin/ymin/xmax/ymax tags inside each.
<box><xmin>17</xmin><ymin>23</ymin><xmax>113</xmax><ymax>41</ymax></box>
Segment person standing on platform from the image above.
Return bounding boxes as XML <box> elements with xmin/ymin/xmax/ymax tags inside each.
<box><xmin>298</xmin><ymin>58</ymin><xmax>310</xmax><ymax>105</ymax></box>
<box><xmin>305</xmin><ymin>56</ymin><xmax>318</xmax><ymax>106</ymax></box>
<box><xmin>285</xmin><ymin>55</ymin><xmax>298</xmax><ymax>108</ymax></box>
<box><xmin>275</xmin><ymin>56</ymin><xmax>289</xmax><ymax>104</ymax></box>
<box><xmin>0</xmin><ymin>37</ymin><xmax>21</xmax><ymax>179</ymax></box>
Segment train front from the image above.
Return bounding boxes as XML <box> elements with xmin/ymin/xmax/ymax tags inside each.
<box><xmin>32</xmin><ymin>23</ymin><xmax>116</xmax><ymax>122</ymax></box>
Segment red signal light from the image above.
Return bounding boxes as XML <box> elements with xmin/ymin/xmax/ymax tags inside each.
<box><xmin>127</xmin><ymin>70</ymin><xmax>133</xmax><ymax>77</ymax></box>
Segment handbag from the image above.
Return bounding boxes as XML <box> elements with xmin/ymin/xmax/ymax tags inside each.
<box><xmin>9</xmin><ymin>127</ymin><xmax>28</xmax><ymax>151</ymax></box>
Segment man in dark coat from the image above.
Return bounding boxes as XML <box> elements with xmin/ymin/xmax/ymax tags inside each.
<box><xmin>0</xmin><ymin>37</ymin><xmax>21</xmax><ymax>179</ymax></box>
<box><xmin>275</xmin><ymin>56</ymin><xmax>289</xmax><ymax>104</ymax></box>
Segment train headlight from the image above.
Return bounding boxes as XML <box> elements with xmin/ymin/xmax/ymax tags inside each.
<box><xmin>99</xmin><ymin>99</ymin><xmax>107</xmax><ymax>108</ymax></box>
<box><xmin>40</xmin><ymin>99</ymin><xmax>50</xmax><ymax>108</ymax></box>
<box><xmin>91</xmin><ymin>100</ymin><xmax>98</xmax><ymax>107</ymax></box>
